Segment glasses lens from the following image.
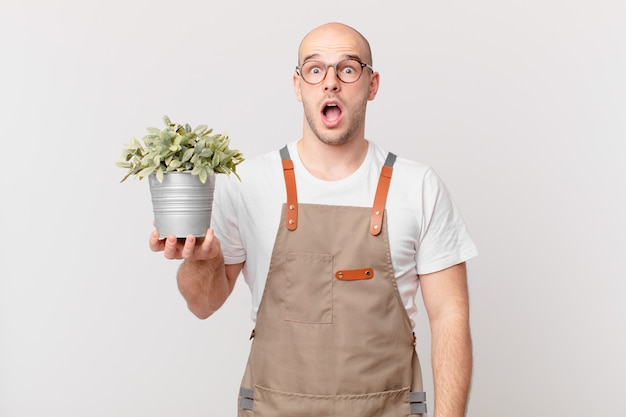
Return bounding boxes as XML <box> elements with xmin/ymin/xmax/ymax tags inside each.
<box><xmin>300</xmin><ymin>61</ymin><xmax>325</xmax><ymax>84</ymax></box>
<box><xmin>336</xmin><ymin>59</ymin><xmax>363</xmax><ymax>83</ymax></box>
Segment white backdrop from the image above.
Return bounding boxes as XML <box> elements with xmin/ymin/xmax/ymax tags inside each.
<box><xmin>1</xmin><ymin>1</ymin><xmax>624</xmax><ymax>416</ymax></box>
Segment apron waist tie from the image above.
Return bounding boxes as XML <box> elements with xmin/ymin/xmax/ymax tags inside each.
<box><xmin>238</xmin><ymin>386</ymin><xmax>427</xmax><ymax>414</ymax></box>
<box><xmin>410</xmin><ymin>391</ymin><xmax>428</xmax><ymax>414</ymax></box>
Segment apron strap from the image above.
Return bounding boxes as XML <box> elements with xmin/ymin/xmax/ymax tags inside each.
<box><xmin>370</xmin><ymin>152</ymin><xmax>396</xmax><ymax>236</ymax></box>
<box><xmin>280</xmin><ymin>145</ymin><xmax>298</xmax><ymax>230</ymax></box>
<box><xmin>280</xmin><ymin>145</ymin><xmax>396</xmax><ymax>235</ymax></box>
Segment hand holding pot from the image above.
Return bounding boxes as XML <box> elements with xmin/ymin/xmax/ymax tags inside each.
<box><xmin>151</xmin><ymin>227</ymin><xmax>237</xmax><ymax>319</ymax></box>
<box><xmin>149</xmin><ymin>228</ymin><xmax>222</xmax><ymax>262</ymax></box>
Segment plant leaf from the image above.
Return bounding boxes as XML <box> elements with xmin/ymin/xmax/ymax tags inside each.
<box><xmin>199</xmin><ymin>168</ymin><xmax>207</xmax><ymax>184</ymax></box>
<box><xmin>182</xmin><ymin>148</ymin><xmax>194</xmax><ymax>162</ymax></box>
<box><xmin>138</xmin><ymin>166</ymin><xmax>155</xmax><ymax>178</ymax></box>
<box><xmin>212</xmin><ymin>152</ymin><xmax>221</xmax><ymax>167</ymax></box>
<box><xmin>193</xmin><ymin>124</ymin><xmax>208</xmax><ymax>135</ymax></box>
<box><xmin>191</xmin><ymin>165</ymin><xmax>203</xmax><ymax>176</ymax></box>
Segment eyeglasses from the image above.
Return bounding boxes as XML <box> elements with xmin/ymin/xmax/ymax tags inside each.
<box><xmin>295</xmin><ymin>59</ymin><xmax>374</xmax><ymax>85</ymax></box>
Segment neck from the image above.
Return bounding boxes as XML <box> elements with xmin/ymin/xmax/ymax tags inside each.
<box><xmin>296</xmin><ymin>137</ymin><xmax>369</xmax><ymax>181</ymax></box>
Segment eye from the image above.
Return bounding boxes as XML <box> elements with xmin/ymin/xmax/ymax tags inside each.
<box><xmin>339</xmin><ymin>60</ymin><xmax>360</xmax><ymax>75</ymax></box>
<box><xmin>303</xmin><ymin>61</ymin><xmax>324</xmax><ymax>75</ymax></box>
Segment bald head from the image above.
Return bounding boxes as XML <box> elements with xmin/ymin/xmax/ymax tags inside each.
<box><xmin>297</xmin><ymin>22</ymin><xmax>373</xmax><ymax>67</ymax></box>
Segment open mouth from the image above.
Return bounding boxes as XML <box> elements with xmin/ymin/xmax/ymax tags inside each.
<box><xmin>322</xmin><ymin>102</ymin><xmax>342</xmax><ymax>125</ymax></box>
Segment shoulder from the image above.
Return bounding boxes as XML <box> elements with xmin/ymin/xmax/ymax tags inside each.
<box><xmin>216</xmin><ymin>147</ymin><xmax>282</xmax><ymax>186</ymax></box>
<box><xmin>367</xmin><ymin>141</ymin><xmax>437</xmax><ymax>189</ymax></box>
<box><xmin>237</xmin><ymin>148</ymin><xmax>282</xmax><ymax>177</ymax></box>
<box><xmin>215</xmin><ymin>146</ymin><xmax>287</xmax><ymax>209</ymax></box>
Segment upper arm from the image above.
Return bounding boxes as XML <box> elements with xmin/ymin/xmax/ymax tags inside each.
<box><xmin>225</xmin><ymin>262</ymin><xmax>244</xmax><ymax>293</ymax></box>
<box><xmin>419</xmin><ymin>262</ymin><xmax>470</xmax><ymax>323</ymax></box>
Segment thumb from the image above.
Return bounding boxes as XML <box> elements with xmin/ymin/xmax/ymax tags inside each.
<box><xmin>203</xmin><ymin>229</ymin><xmax>221</xmax><ymax>259</ymax></box>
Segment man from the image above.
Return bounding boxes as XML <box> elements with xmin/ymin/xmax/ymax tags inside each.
<box><xmin>150</xmin><ymin>22</ymin><xmax>478</xmax><ymax>417</ymax></box>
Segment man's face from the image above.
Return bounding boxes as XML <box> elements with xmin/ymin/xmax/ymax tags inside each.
<box><xmin>294</xmin><ymin>25</ymin><xmax>379</xmax><ymax>146</ymax></box>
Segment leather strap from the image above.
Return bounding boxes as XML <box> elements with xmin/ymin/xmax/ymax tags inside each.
<box><xmin>280</xmin><ymin>146</ymin><xmax>396</xmax><ymax>235</ymax></box>
<box><xmin>370</xmin><ymin>152</ymin><xmax>396</xmax><ymax>236</ymax></box>
<box><xmin>335</xmin><ymin>267</ymin><xmax>374</xmax><ymax>281</ymax></box>
<box><xmin>280</xmin><ymin>146</ymin><xmax>298</xmax><ymax>231</ymax></box>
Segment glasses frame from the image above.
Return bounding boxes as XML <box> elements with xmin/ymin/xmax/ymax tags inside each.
<box><xmin>295</xmin><ymin>59</ymin><xmax>374</xmax><ymax>85</ymax></box>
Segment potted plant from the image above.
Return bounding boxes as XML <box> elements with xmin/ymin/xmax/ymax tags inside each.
<box><xmin>117</xmin><ymin>115</ymin><xmax>244</xmax><ymax>238</ymax></box>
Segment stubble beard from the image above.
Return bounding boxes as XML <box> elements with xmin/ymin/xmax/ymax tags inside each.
<box><xmin>303</xmin><ymin>97</ymin><xmax>368</xmax><ymax>146</ymax></box>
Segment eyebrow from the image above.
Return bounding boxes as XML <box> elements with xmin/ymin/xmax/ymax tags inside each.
<box><xmin>301</xmin><ymin>53</ymin><xmax>363</xmax><ymax>64</ymax></box>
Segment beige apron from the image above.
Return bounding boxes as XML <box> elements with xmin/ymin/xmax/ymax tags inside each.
<box><xmin>237</xmin><ymin>146</ymin><xmax>427</xmax><ymax>417</ymax></box>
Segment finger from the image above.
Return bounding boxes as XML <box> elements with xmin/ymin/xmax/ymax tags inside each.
<box><xmin>203</xmin><ymin>229</ymin><xmax>220</xmax><ymax>259</ymax></box>
<box><xmin>181</xmin><ymin>235</ymin><xmax>197</xmax><ymax>259</ymax></box>
<box><xmin>149</xmin><ymin>230</ymin><xmax>164</xmax><ymax>252</ymax></box>
<box><xmin>163</xmin><ymin>235</ymin><xmax>181</xmax><ymax>259</ymax></box>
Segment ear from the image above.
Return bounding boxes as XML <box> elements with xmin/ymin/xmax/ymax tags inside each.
<box><xmin>367</xmin><ymin>71</ymin><xmax>380</xmax><ymax>101</ymax></box>
<box><xmin>293</xmin><ymin>72</ymin><xmax>303</xmax><ymax>102</ymax></box>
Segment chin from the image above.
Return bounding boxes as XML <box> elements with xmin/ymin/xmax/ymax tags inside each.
<box><xmin>317</xmin><ymin>135</ymin><xmax>351</xmax><ymax>146</ymax></box>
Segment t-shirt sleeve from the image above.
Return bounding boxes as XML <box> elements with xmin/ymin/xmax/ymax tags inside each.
<box><xmin>211</xmin><ymin>173</ymin><xmax>247</xmax><ymax>265</ymax></box>
<box><xmin>415</xmin><ymin>167</ymin><xmax>479</xmax><ymax>275</ymax></box>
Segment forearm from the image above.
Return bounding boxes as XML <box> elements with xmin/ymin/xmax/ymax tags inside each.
<box><xmin>430</xmin><ymin>316</ymin><xmax>473</xmax><ymax>417</ymax></box>
<box><xmin>177</xmin><ymin>254</ymin><xmax>230</xmax><ymax>319</ymax></box>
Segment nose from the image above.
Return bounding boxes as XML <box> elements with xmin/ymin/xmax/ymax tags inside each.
<box><xmin>323</xmin><ymin>66</ymin><xmax>341</xmax><ymax>91</ymax></box>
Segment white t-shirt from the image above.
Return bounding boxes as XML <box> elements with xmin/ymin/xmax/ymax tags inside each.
<box><xmin>211</xmin><ymin>140</ymin><xmax>478</xmax><ymax>327</ymax></box>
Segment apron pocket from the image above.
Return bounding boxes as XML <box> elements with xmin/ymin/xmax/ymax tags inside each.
<box><xmin>253</xmin><ymin>384</ymin><xmax>410</xmax><ymax>417</ymax></box>
<box><xmin>284</xmin><ymin>252</ymin><xmax>333</xmax><ymax>324</ymax></box>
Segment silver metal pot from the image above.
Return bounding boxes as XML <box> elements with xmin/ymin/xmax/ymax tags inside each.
<box><xmin>148</xmin><ymin>171</ymin><xmax>215</xmax><ymax>238</ymax></box>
